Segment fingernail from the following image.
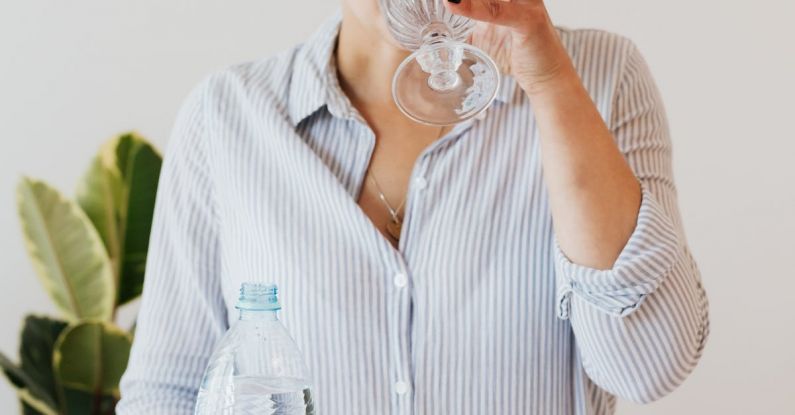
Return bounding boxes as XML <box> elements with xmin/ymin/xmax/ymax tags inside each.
<box><xmin>448</xmin><ymin>0</ymin><xmax>461</xmax><ymax>4</ymax></box>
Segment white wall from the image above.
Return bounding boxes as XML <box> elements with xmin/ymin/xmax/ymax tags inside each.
<box><xmin>1</xmin><ymin>1</ymin><xmax>792</xmax><ymax>413</ymax></box>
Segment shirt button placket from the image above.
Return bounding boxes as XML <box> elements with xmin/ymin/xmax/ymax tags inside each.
<box><xmin>389</xmin><ymin>259</ymin><xmax>414</xmax><ymax>414</ymax></box>
<box><xmin>388</xmin><ymin>167</ymin><xmax>428</xmax><ymax>414</ymax></box>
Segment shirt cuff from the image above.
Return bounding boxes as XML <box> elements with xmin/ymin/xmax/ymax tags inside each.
<box><xmin>555</xmin><ymin>182</ymin><xmax>682</xmax><ymax>319</ymax></box>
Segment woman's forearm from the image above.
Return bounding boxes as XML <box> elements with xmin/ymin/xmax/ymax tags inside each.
<box><xmin>445</xmin><ymin>0</ymin><xmax>646</xmax><ymax>269</ymax></box>
<box><xmin>518</xmin><ymin>45</ymin><xmax>642</xmax><ymax>270</ymax></box>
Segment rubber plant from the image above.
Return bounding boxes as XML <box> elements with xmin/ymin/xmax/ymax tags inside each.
<box><xmin>0</xmin><ymin>133</ymin><xmax>162</xmax><ymax>414</ymax></box>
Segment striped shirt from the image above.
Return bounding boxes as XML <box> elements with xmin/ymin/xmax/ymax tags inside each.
<box><xmin>118</xmin><ymin>12</ymin><xmax>710</xmax><ymax>415</ymax></box>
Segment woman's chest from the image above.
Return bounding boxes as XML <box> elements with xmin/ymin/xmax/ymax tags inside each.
<box><xmin>208</xmin><ymin>105</ymin><xmax>554</xmax><ymax>318</ymax></box>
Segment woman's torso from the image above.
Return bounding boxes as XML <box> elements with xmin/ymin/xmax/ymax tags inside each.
<box><xmin>202</xmin><ymin>14</ymin><xmax>633</xmax><ymax>415</ymax></box>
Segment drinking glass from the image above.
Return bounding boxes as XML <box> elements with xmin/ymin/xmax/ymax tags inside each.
<box><xmin>379</xmin><ymin>0</ymin><xmax>500</xmax><ymax>125</ymax></box>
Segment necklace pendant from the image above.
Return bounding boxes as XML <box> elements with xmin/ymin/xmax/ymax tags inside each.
<box><xmin>386</xmin><ymin>219</ymin><xmax>402</xmax><ymax>241</ymax></box>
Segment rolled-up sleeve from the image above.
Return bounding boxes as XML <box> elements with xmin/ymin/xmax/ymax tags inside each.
<box><xmin>553</xmin><ymin>40</ymin><xmax>710</xmax><ymax>404</ymax></box>
<box><xmin>117</xmin><ymin>76</ymin><xmax>228</xmax><ymax>414</ymax></box>
<box><xmin>556</xmin><ymin>182</ymin><xmax>680</xmax><ymax>319</ymax></box>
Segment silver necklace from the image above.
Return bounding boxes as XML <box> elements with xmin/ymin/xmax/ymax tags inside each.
<box><xmin>368</xmin><ymin>126</ymin><xmax>445</xmax><ymax>242</ymax></box>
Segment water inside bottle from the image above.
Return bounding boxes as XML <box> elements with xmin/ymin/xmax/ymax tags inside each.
<box><xmin>196</xmin><ymin>375</ymin><xmax>314</xmax><ymax>415</ymax></box>
<box><xmin>233</xmin><ymin>375</ymin><xmax>313</xmax><ymax>414</ymax></box>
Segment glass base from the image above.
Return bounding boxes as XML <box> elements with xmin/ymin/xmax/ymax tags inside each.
<box><xmin>392</xmin><ymin>42</ymin><xmax>500</xmax><ymax>126</ymax></box>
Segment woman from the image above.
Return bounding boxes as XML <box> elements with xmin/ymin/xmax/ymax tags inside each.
<box><xmin>118</xmin><ymin>0</ymin><xmax>710</xmax><ymax>413</ymax></box>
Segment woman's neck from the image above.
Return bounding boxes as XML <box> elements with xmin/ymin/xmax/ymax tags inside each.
<box><xmin>336</xmin><ymin>6</ymin><xmax>411</xmax><ymax>127</ymax></box>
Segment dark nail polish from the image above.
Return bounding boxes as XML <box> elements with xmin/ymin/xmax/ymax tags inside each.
<box><xmin>448</xmin><ymin>0</ymin><xmax>461</xmax><ymax>4</ymax></box>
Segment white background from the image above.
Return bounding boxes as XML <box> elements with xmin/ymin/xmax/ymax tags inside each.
<box><xmin>1</xmin><ymin>0</ymin><xmax>793</xmax><ymax>413</ymax></box>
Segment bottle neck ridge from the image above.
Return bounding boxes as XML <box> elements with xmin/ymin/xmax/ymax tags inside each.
<box><xmin>238</xmin><ymin>309</ymin><xmax>279</xmax><ymax>321</ymax></box>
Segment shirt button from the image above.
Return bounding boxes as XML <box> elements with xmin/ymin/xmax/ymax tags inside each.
<box><xmin>413</xmin><ymin>177</ymin><xmax>427</xmax><ymax>190</ymax></box>
<box><xmin>394</xmin><ymin>381</ymin><xmax>410</xmax><ymax>395</ymax></box>
<box><xmin>393</xmin><ymin>272</ymin><xmax>408</xmax><ymax>288</ymax></box>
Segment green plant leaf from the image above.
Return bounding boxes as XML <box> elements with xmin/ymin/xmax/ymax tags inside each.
<box><xmin>76</xmin><ymin>156</ymin><xmax>123</xmax><ymax>295</ymax></box>
<box><xmin>77</xmin><ymin>132</ymin><xmax>162</xmax><ymax>306</ymax></box>
<box><xmin>18</xmin><ymin>389</ymin><xmax>58</xmax><ymax>415</ymax></box>
<box><xmin>17</xmin><ymin>177</ymin><xmax>115</xmax><ymax>322</ymax></box>
<box><xmin>118</xmin><ymin>136</ymin><xmax>161</xmax><ymax>304</ymax></box>
<box><xmin>53</xmin><ymin>321</ymin><xmax>131</xmax><ymax>396</ymax></box>
<box><xmin>19</xmin><ymin>315</ymin><xmax>68</xmax><ymax>412</ymax></box>
<box><xmin>62</xmin><ymin>388</ymin><xmax>117</xmax><ymax>415</ymax></box>
<box><xmin>0</xmin><ymin>352</ymin><xmax>59</xmax><ymax>414</ymax></box>
<box><xmin>1</xmin><ymin>351</ymin><xmax>28</xmax><ymax>389</ymax></box>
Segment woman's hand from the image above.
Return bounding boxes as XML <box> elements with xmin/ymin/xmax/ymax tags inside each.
<box><xmin>445</xmin><ymin>0</ymin><xmax>576</xmax><ymax>96</ymax></box>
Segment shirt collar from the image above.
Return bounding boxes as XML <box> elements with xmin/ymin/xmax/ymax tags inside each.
<box><xmin>288</xmin><ymin>11</ymin><xmax>518</xmax><ymax>125</ymax></box>
<box><xmin>288</xmin><ymin>12</ymin><xmax>353</xmax><ymax>125</ymax></box>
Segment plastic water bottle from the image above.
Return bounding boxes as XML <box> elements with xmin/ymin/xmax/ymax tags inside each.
<box><xmin>195</xmin><ymin>283</ymin><xmax>314</xmax><ymax>414</ymax></box>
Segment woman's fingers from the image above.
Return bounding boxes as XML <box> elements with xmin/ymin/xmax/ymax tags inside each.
<box><xmin>445</xmin><ymin>0</ymin><xmax>530</xmax><ymax>28</ymax></box>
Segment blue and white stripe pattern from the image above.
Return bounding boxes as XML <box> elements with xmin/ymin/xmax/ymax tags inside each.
<box><xmin>118</xmin><ymin>13</ymin><xmax>709</xmax><ymax>415</ymax></box>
